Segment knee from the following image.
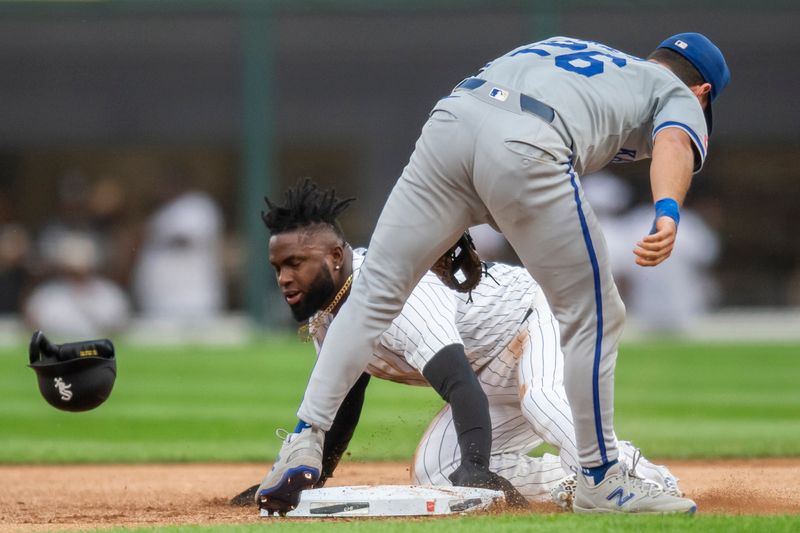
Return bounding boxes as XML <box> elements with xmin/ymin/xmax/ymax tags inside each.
<box><xmin>603</xmin><ymin>288</ymin><xmax>626</xmax><ymax>337</ymax></box>
<box><xmin>411</xmin><ymin>435</ymin><xmax>462</xmax><ymax>486</ymax></box>
<box><xmin>521</xmin><ymin>389</ymin><xmax>548</xmax><ymax>432</ymax></box>
<box><xmin>411</xmin><ymin>455</ymin><xmax>451</xmax><ymax>486</ymax></box>
<box><xmin>410</xmin><ymin>449</ymin><xmax>426</xmax><ymax>484</ymax></box>
<box><xmin>410</xmin><ymin>460</ymin><xmax>425</xmax><ymax>484</ymax></box>
<box><xmin>521</xmin><ymin>386</ymin><xmax>563</xmax><ymax>430</ymax></box>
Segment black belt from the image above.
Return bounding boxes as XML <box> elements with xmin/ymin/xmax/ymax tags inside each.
<box><xmin>455</xmin><ymin>78</ymin><xmax>555</xmax><ymax>123</ymax></box>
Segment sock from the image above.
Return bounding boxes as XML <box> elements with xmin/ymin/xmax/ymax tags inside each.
<box><xmin>422</xmin><ymin>344</ymin><xmax>492</xmax><ymax>469</ymax></box>
<box><xmin>582</xmin><ymin>459</ymin><xmax>619</xmax><ymax>485</ymax></box>
<box><xmin>294</xmin><ymin>419</ymin><xmax>311</xmax><ymax>433</ymax></box>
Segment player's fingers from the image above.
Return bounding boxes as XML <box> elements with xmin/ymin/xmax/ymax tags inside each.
<box><xmin>635</xmin><ymin>254</ymin><xmax>669</xmax><ymax>267</ymax></box>
<box><xmin>635</xmin><ymin>236</ymin><xmax>674</xmax><ymax>252</ymax></box>
<box><xmin>642</xmin><ymin>225</ymin><xmax>676</xmax><ymax>242</ymax></box>
<box><xmin>633</xmin><ymin>241</ymin><xmax>673</xmax><ymax>265</ymax></box>
<box><xmin>636</xmin><ymin>235</ymin><xmax>675</xmax><ymax>253</ymax></box>
<box><xmin>634</xmin><ymin>237</ymin><xmax>674</xmax><ymax>257</ymax></box>
<box><xmin>634</xmin><ymin>244</ymin><xmax>673</xmax><ymax>263</ymax></box>
<box><xmin>636</xmin><ymin>246</ymin><xmax>666</xmax><ymax>259</ymax></box>
<box><xmin>641</xmin><ymin>231</ymin><xmax>672</xmax><ymax>244</ymax></box>
<box><xmin>637</xmin><ymin>236</ymin><xmax>674</xmax><ymax>253</ymax></box>
<box><xmin>633</xmin><ymin>248</ymin><xmax>660</xmax><ymax>262</ymax></box>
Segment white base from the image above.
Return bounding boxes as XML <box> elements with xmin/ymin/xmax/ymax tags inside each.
<box><xmin>259</xmin><ymin>485</ymin><xmax>505</xmax><ymax>518</ymax></box>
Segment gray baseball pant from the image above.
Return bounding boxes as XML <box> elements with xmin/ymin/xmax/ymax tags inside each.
<box><xmin>297</xmin><ymin>82</ymin><xmax>626</xmax><ymax>468</ymax></box>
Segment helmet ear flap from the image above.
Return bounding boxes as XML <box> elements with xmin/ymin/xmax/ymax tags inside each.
<box><xmin>28</xmin><ymin>331</ymin><xmax>117</xmax><ymax>412</ymax></box>
<box><xmin>29</xmin><ymin>330</ymin><xmax>58</xmax><ymax>364</ymax></box>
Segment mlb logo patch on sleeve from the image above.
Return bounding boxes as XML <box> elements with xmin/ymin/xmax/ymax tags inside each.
<box><xmin>489</xmin><ymin>88</ymin><xmax>508</xmax><ymax>102</ymax></box>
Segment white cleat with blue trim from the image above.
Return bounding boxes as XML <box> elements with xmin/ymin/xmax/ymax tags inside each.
<box><xmin>573</xmin><ymin>460</ymin><xmax>697</xmax><ymax>514</ymax></box>
<box><xmin>550</xmin><ymin>474</ymin><xmax>577</xmax><ymax>511</ymax></box>
<box><xmin>256</xmin><ymin>425</ymin><xmax>324</xmax><ymax>515</ymax></box>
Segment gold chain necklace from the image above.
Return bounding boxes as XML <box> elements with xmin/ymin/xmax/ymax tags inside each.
<box><xmin>298</xmin><ymin>273</ymin><xmax>353</xmax><ymax>342</ymax></box>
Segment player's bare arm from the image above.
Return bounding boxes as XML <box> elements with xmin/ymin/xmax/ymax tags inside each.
<box><xmin>634</xmin><ymin>127</ymin><xmax>695</xmax><ymax>267</ymax></box>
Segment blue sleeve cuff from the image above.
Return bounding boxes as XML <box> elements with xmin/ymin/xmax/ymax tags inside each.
<box><xmin>294</xmin><ymin>419</ymin><xmax>312</xmax><ymax>433</ymax></box>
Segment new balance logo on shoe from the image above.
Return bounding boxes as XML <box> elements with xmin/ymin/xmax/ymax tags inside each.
<box><xmin>574</xmin><ymin>453</ymin><xmax>697</xmax><ymax>514</ymax></box>
<box><xmin>607</xmin><ymin>487</ymin><xmax>635</xmax><ymax>507</ymax></box>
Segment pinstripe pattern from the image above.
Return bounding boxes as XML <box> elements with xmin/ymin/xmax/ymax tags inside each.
<box><xmin>313</xmin><ymin>250</ymin><xmax>537</xmax><ymax>381</ymax></box>
<box><xmin>313</xmin><ymin>250</ymin><xmax>571</xmax><ymax>498</ymax></box>
<box><xmin>517</xmin><ymin>290</ymin><xmax>581</xmax><ymax>472</ymax></box>
<box><xmin>312</xmin><ymin>249</ymin><xmax>679</xmax><ymax>500</ymax></box>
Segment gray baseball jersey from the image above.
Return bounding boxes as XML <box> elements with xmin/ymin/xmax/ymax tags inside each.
<box><xmin>479</xmin><ymin>37</ymin><xmax>708</xmax><ymax>176</ymax></box>
<box><xmin>297</xmin><ymin>36</ymin><xmax>710</xmax><ymax>471</ymax></box>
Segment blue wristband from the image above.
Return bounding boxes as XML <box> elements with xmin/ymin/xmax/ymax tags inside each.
<box><xmin>650</xmin><ymin>198</ymin><xmax>680</xmax><ymax>234</ymax></box>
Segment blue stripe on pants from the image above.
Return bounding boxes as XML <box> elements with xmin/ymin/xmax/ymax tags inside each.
<box><xmin>568</xmin><ymin>165</ymin><xmax>608</xmax><ymax>464</ymax></box>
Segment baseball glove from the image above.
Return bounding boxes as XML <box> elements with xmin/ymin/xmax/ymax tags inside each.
<box><xmin>430</xmin><ymin>231</ymin><xmax>483</xmax><ymax>293</ymax></box>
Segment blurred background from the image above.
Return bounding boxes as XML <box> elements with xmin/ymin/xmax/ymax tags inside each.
<box><xmin>0</xmin><ymin>0</ymin><xmax>798</xmax><ymax>343</ymax></box>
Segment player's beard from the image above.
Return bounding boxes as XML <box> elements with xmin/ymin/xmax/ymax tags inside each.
<box><xmin>290</xmin><ymin>267</ymin><xmax>336</xmax><ymax>322</ymax></box>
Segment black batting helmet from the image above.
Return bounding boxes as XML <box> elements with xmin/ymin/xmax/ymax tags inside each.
<box><xmin>28</xmin><ymin>331</ymin><xmax>117</xmax><ymax>412</ymax></box>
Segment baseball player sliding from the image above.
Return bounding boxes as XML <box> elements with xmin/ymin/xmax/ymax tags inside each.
<box><xmin>243</xmin><ymin>179</ymin><xmax>683</xmax><ymax>511</ymax></box>
<box><xmin>258</xmin><ymin>33</ymin><xmax>730</xmax><ymax>514</ymax></box>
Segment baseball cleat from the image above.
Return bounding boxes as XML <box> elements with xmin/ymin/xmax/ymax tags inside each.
<box><xmin>229</xmin><ymin>483</ymin><xmax>259</xmax><ymax>506</ymax></box>
<box><xmin>256</xmin><ymin>425</ymin><xmax>324</xmax><ymax>514</ymax></box>
<box><xmin>662</xmin><ymin>474</ymin><xmax>684</xmax><ymax>498</ymax></box>
<box><xmin>258</xmin><ymin>466</ymin><xmax>320</xmax><ymax>515</ymax></box>
<box><xmin>573</xmin><ymin>460</ymin><xmax>697</xmax><ymax>514</ymax></box>
<box><xmin>618</xmin><ymin>440</ymin><xmax>685</xmax><ymax>497</ymax></box>
<box><xmin>550</xmin><ymin>474</ymin><xmax>577</xmax><ymax>511</ymax></box>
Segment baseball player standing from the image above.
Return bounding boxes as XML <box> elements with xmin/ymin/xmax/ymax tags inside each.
<box><xmin>259</xmin><ymin>33</ymin><xmax>730</xmax><ymax>514</ymax></box>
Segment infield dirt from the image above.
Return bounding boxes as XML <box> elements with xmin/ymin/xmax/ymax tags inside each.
<box><xmin>2</xmin><ymin>459</ymin><xmax>799</xmax><ymax>532</ymax></box>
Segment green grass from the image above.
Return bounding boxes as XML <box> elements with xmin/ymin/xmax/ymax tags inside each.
<box><xmin>4</xmin><ymin>338</ymin><xmax>798</xmax><ymax>532</ymax></box>
<box><xmin>612</xmin><ymin>342</ymin><xmax>800</xmax><ymax>458</ymax></box>
<box><xmin>1</xmin><ymin>337</ymin><xmax>799</xmax><ymax>463</ymax></box>
<box><xmin>1</xmin><ymin>334</ymin><xmax>442</xmax><ymax>463</ymax></box>
<box><xmin>109</xmin><ymin>513</ymin><xmax>800</xmax><ymax>533</ymax></box>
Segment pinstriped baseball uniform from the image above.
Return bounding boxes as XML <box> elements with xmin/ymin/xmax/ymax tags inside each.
<box><xmin>298</xmin><ymin>36</ymin><xmax>709</xmax><ymax>469</ymax></box>
<box><xmin>312</xmin><ymin>249</ymin><xmax>680</xmax><ymax>501</ymax></box>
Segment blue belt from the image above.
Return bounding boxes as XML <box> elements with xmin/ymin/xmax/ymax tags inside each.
<box><xmin>455</xmin><ymin>78</ymin><xmax>555</xmax><ymax>123</ymax></box>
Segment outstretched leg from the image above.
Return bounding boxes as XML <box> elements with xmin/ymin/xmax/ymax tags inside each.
<box><xmin>298</xmin><ymin>99</ymin><xmax>488</xmax><ymax>429</ymax></box>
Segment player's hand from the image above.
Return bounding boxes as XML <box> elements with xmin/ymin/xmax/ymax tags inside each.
<box><xmin>448</xmin><ymin>460</ymin><xmax>529</xmax><ymax>509</ymax></box>
<box><xmin>634</xmin><ymin>216</ymin><xmax>677</xmax><ymax>267</ymax></box>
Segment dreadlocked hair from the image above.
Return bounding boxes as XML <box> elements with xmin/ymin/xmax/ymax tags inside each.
<box><xmin>262</xmin><ymin>178</ymin><xmax>356</xmax><ymax>239</ymax></box>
